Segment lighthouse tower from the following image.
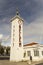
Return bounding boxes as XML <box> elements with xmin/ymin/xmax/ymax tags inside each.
<box><xmin>10</xmin><ymin>10</ymin><xmax>24</xmax><ymax>62</ymax></box>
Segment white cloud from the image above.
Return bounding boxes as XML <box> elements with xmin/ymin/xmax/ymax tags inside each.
<box><xmin>24</xmin><ymin>16</ymin><xmax>43</xmax><ymax>44</ymax></box>
<box><xmin>0</xmin><ymin>17</ymin><xmax>10</xmax><ymax>45</ymax></box>
<box><xmin>0</xmin><ymin>17</ymin><xmax>11</xmax><ymax>35</ymax></box>
<box><xmin>0</xmin><ymin>34</ymin><xmax>3</xmax><ymax>39</ymax></box>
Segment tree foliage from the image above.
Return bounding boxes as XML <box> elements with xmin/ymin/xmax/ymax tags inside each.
<box><xmin>6</xmin><ymin>46</ymin><xmax>10</xmax><ymax>56</ymax></box>
<box><xmin>0</xmin><ymin>45</ymin><xmax>4</xmax><ymax>55</ymax></box>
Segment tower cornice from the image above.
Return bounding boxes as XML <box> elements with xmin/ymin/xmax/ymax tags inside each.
<box><xmin>10</xmin><ymin>15</ymin><xmax>24</xmax><ymax>22</ymax></box>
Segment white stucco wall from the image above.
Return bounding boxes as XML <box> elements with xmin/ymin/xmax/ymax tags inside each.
<box><xmin>10</xmin><ymin>17</ymin><xmax>23</xmax><ymax>62</ymax></box>
<box><xmin>23</xmin><ymin>44</ymin><xmax>43</xmax><ymax>61</ymax></box>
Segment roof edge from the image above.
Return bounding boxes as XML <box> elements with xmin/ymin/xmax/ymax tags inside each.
<box><xmin>23</xmin><ymin>42</ymin><xmax>38</xmax><ymax>47</ymax></box>
<box><xmin>10</xmin><ymin>15</ymin><xmax>24</xmax><ymax>22</ymax></box>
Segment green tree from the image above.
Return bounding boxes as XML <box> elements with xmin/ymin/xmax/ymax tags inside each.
<box><xmin>0</xmin><ymin>45</ymin><xmax>4</xmax><ymax>55</ymax></box>
<box><xmin>6</xmin><ymin>46</ymin><xmax>10</xmax><ymax>56</ymax></box>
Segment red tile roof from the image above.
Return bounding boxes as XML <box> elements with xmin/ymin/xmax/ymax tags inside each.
<box><xmin>24</xmin><ymin>42</ymin><xmax>38</xmax><ymax>46</ymax></box>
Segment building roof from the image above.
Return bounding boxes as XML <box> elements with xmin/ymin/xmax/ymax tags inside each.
<box><xmin>24</xmin><ymin>42</ymin><xmax>38</xmax><ymax>47</ymax></box>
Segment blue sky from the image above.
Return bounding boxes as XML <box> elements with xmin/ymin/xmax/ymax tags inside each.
<box><xmin>0</xmin><ymin>0</ymin><xmax>43</xmax><ymax>46</ymax></box>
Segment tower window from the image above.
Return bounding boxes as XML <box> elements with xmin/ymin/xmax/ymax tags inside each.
<box><xmin>19</xmin><ymin>25</ymin><xmax>21</xmax><ymax>47</ymax></box>
<box><xmin>13</xmin><ymin>37</ymin><xmax>15</xmax><ymax>47</ymax></box>
<box><xmin>19</xmin><ymin>25</ymin><xmax>21</xmax><ymax>29</ymax></box>
<box><xmin>19</xmin><ymin>43</ymin><xmax>21</xmax><ymax>47</ymax></box>
<box><xmin>19</xmin><ymin>36</ymin><xmax>21</xmax><ymax>42</ymax></box>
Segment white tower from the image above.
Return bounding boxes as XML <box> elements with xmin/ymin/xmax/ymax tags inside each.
<box><xmin>10</xmin><ymin>10</ymin><xmax>24</xmax><ymax>62</ymax></box>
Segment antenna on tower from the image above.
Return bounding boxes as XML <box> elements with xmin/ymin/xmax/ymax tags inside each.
<box><xmin>16</xmin><ymin>8</ymin><xmax>19</xmax><ymax>15</ymax></box>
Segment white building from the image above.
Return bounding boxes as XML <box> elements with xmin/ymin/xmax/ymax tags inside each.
<box><xmin>23</xmin><ymin>42</ymin><xmax>43</xmax><ymax>61</ymax></box>
<box><xmin>10</xmin><ymin>10</ymin><xmax>43</xmax><ymax>62</ymax></box>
